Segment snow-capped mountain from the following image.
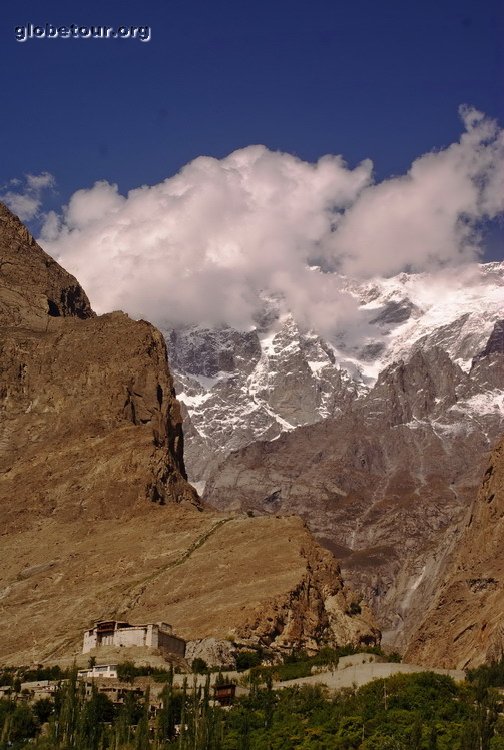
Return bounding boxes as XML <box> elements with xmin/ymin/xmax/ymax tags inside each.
<box><xmin>202</xmin><ymin>325</ymin><xmax>504</xmax><ymax>649</ymax></box>
<box><xmin>346</xmin><ymin>261</ymin><xmax>504</xmax><ymax>379</ymax></box>
<box><xmin>165</xmin><ymin>319</ymin><xmax>360</xmax><ymax>485</ymax></box>
<box><xmin>164</xmin><ymin>262</ymin><xmax>503</xmax><ymax>486</ymax></box>
<box><xmin>162</xmin><ymin>261</ymin><xmax>503</xmax><ymax>650</ymax></box>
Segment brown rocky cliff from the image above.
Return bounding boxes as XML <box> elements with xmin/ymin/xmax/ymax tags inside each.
<box><xmin>405</xmin><ymin>436</ymin><xmax>504</xmax><ymax>669</ymax></box>
<box><xmin>0</xmin><ymin>510</ymin><xmax>379</xmax><ymax>665</ymax></box>
<box><xmin>0</xmin><ymin>201</ymin><xmax>197</xmax><ymax>532</ymax></box>
<box><xmin>0</xmin><ymin>203</ymin><xmax>93</xmax><ymax>327</ymax></box>
<box><xmin>234</xmin><ymin>526</ymin><xmax>380</xmax><ymax>654</ymax></box>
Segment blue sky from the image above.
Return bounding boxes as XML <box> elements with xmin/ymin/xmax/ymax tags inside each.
<box><xmin>1</xmin><ymin>0</ymin><xmax>503</xmax><ymax>270</ymax></box>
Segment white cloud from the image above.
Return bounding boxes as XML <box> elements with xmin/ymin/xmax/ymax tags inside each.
<box><xmin>2</xmin><ymin>172</ymin><xmax>55</xmax><ymax>221</ymax></box>
<box><xmin>329</xmin><ymin>107</ymin><xmax>504</xmax><ymax>277</ymax></box>
<box><xmin>26</xmin><ymin>172</ymin><xmax>55</xmax><ymax>191</ymax></box>
<box><xmin>39</xmin><ymin>108</ymin><xmax>504</xmax><ymax>337</ymax></box>
<box><xmin>2</xmin><ymin>192</ymin><xmax>40</xmax><ymax>223</ymax></box>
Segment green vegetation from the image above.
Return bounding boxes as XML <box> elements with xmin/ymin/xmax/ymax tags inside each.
<box><xmin>467</xmin><ymin>659</ymin><xmax>504</xmax><ymax>690</ymax></box>
<box><xmin>191</xmin><ymin>658</ymin><xmax>209</xmax><ymax>675</ymax></box>
<box><xmin>116</xmin><ymin>662</ymin><xmax>176</xmax><ymax>682</ymax></box>
<box><xmin>235</xmin><ymin>651</ymin><xmax>263</xmax><ymax>672</ymax></box>
<box><xmin>224</xmin><ymin>668</ymin><xmax>504</xmax><ymax>750</ymax></box>
<box><xmin>0</xmin><ymin>665</ymin><xmax>67</xmax><ymax>686</ymax></box>
<box><xmin>345</xmin><ymin>601</ymin><xmax>363</xmax><ymax>616</ymax></box>
<box><xmin>2</xmin><ymin>656</ymin><xmax>504</xmax><ymax>749</ymax></box>
<box><xmin>245</xmin><ymin>644</ymin><xmax>395</xmax><ymax>683</ymax></box>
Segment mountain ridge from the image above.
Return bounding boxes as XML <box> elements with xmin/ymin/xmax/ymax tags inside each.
<box><xmin>166</xmin><ymin>262</ymin><xmax>503</xmax><ymax>486</ymax></box>
<box><xmin>0</xmin><ymin>202</ymin><xmax>378</xmax><ymax>665</ymax></box>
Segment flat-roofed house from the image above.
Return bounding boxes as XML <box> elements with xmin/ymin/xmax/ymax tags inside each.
<box><xmin>82</xmin><ymin>620</ymin><xmax>185</xmax><ymax>657</ymax></box>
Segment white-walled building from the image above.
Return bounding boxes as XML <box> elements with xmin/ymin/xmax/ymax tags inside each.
<box><xmin>82</xmin><ymin>620</ymin><xmax>185</xmax><ymax>657</ymax></box>
<box><xmin>78</xmin><ymin>664</ymin><xmax>118</xmax><ymax>680</ymax></box>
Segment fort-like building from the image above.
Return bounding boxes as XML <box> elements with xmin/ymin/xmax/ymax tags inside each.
<box><xmin>82</xmin><ymin>620</ymin><xmax>185</xmax><ymax>657</ymax></box>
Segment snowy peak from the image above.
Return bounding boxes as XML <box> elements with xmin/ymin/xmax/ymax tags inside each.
<box><xmin>356</xmin><ymin>262</ymin><xmax>504</xmax><ymax>374</ymax></box>
<box><xmin>165</xmin><ymin>315</ymin><xmax>359</xmax><ymax>482</ymax></box>
<box><xmin>164</xmin><ymin>262</ymin><xmax>503</xmax><ymax>484</ymax></box>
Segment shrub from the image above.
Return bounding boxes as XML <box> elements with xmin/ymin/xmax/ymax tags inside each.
<box><xmin>346</xmin><ymin>601</ymin><xmax>362</xmax><ymax>616</ymax></box>
<box><xmin>191</xmin><ymin>658</ymin><xmax>208</xmax><ymax>674</ymax></box>
<box><xmin>236</xmin><ymin>651</ymin><xmax>263</xmax><ymax>671</ymax></box>
<box><xmin>117</xmin><ymin>660</ymin><xmax>137</xmax><ymax>683</ymax></box>
<box><xmin>33</xmin><ymin>697</ymin><xmax>53</xmax><ymax>724</ymax></box>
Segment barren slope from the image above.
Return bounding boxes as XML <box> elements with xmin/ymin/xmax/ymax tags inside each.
<box><xmin>405</xmin><ymin>436</ymin><xmax>504</xmax><ymax>669</ymax></box>
<box><xmin>0</xmin><ymin>507</ymin><xmax>378</xmax><ymax>665</ymax></box>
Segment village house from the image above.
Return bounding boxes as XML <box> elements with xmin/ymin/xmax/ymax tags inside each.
<box><xmin>18</xmin><ymin>680</ymin><xmax>61</xmax><ymax>701</ymax></box>
<box><xmin>81</xmin><ymin>681</ymin><xmax>144</xmax><ymax>706</ymax></box>
<box><xmin>82</xmin><ymin>620</ymin><xmax>186</xmax><ymax>658</ymax></box>
<box><xmin>77</xmin><ymin>664</ymin><xmax>118</xmax><ymax>680</ymax></box>
<box><xmin>213</xmin><ymin>683</ymin><xmax>237</xmax><ymax>707</ymax></box>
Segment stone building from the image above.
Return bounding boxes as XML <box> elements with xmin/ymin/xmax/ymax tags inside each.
<box><xmin>82</xmin><ymin>620</ymin><xmax>185</xmax><ymax>657</ymax></box>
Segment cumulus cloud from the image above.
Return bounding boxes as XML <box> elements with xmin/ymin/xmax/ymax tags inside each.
<box><xmin>2</xmin><ymin>171</ymin><xmax>55</xmax><ymax>221</ymax></box>
<box><xmin>329</xmin><ymin>107</ymin><xmax>504</xmax><ymax>277</ymax></box>
<box><xmin>39</xmin><ymin>108</ymin><xmax>504</xmax><ymax>337</ymax></box>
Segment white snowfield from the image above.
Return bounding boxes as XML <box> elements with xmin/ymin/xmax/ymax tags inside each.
<box><xmin>352</xmin><ymin>261</ymin><xmax>504</xmax><ymax>379</ymax></box>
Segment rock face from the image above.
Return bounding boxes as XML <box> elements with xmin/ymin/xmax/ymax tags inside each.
<box><xmin>0</xmin><ymin>203</ymin><xmax>93</xmax><ymax>328</ymax></box>
<box><xmin>122</xmin><ymin>513</ymin><xmax>380</xmax><ymax>658</ymax></box>
<box><xmin>0</xmin><ymin>204</ymin><xmax>196</xmax><ymax>534</ymax></box>
<box><xmin>167</xmin><ymin>263</ymin><xmax>504</xmax><ymax>488</ymax></box>
<box><xmin>165</xmin><ymin>318</ymin><xmax>360</xmax><ymax>484</ymax></box>
<box><xmin>0</xmin><ymin>204</ymin><xmax>378</xmax><ymax>665</ymax></box>
<box><xmin>405</xmin><ymin>436</ymin><xmax>504</xmax><ymax>669</ymax></box>
<box><xmin>204</xmin><ymin>339</ymin><xmax>504</xmax><ymax>650</ymax></box>
<box><xmin>475</xmin><ymin>319</ymin><xmax>504</xmax><ymax>360</ymax></box>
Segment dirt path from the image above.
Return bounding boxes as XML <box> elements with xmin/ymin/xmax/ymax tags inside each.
<box><xmin>114</xmin><ymin>516</ymin><xmax>232</xmax><ymax>617</ymax></box>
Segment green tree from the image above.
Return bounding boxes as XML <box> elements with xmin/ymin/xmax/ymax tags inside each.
<box><xmin>117</xmin><ymin>660</ymin><xmax>137</xmax><ymax>684</ymax></box>
<box><xmin>57</xmin><ymin>664</ymin><xmax>81</xmax><ymax>748</ymax></box>
<box><xmin>410</xmin><ymin>714</ymin><xmax>423</xmax><ymax>750</ymax></box>
<box><xmin>76</xmin><ymin>682</ymin><xmax>101</xmax><ymax>750</ymax></box>
<box><xmin>428</xmin><ymin>723</ymin><xmax>438</xmax><ymax>750</ymax></box>
<box><xmin>33</xmin><ymin>697</ymin><xmax>54</xmax><ymax>725</ymax></box>
<box><xmin>236</xmin><ymin>651</ymin><xmax>262</xmax><ymax>672</ymax></box>
<box><xmin>134</xmin><ymin>686</ymin><xmax>150</xmax><ymax>750</ymax></box>
<box><xmin>7</xmin><ymin>703</ymin><xmax>38</xmax><ymax>744</ymax></box>
<box><xmin>191</xmin><ymin>658</ymin><xmax>208</xmax><ymax>675</ymax></box>
<box><xmin>156</xmin><ymin>668</ymin><xmax>176</xmax><ymax>744</ymax></box>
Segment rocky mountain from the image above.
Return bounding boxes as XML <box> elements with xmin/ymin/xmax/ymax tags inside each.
<box><xmin>199</xmin><ymin>315</ymin><xmax>503</xmax><ymax>653</ymax></box>
<box><xmin>161</xmin><ymin>261</ymin><xmax>503</xmax><ymax>657</ymax></box>
<box><xmin>165</xmin><ymin>263</ymin><xmax>504</xmax><ymax>487</ymax></box>
<box><xmin>0</xmin><ymin>205</ymin><xmax>93</xmax><ymax>329</ymax></box>
<box><xmin>0</xmin><ymin>202</ymin><xmax>197</xmax><ymax>534</ymax></box>
<box><xmin>165</xmin><ymin>318</ymin><xmax>360</xmax><ymax>487</ymax></box>
<box><xmin>0</xmin><ymin>203</ymin><xmax>377</xmax><ymax>665</ymax></box>
<box><xmin>203</xmin><ymin>344</ymin><xmax>503</xmax><ymax>645</ymax></box>
<box><xmin>404</xmin><ymin>435</ymin><xmax>504</xmax><ymax>669</ymax></box>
